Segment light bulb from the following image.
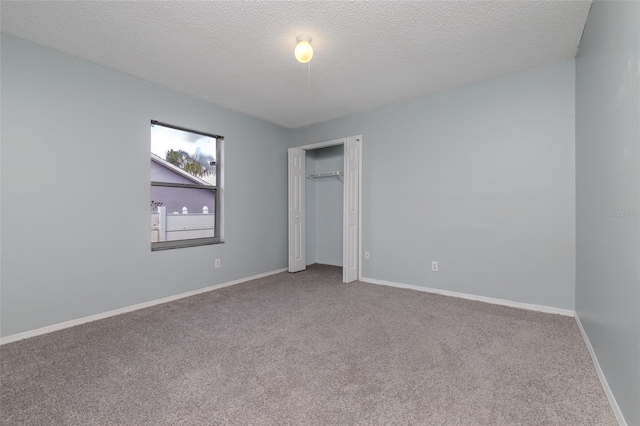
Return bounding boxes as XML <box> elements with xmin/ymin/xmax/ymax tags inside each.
<box><xmin>295</xmin><ymin>37</ymin><xmax>313</xmax><ymax>63</ymax></box>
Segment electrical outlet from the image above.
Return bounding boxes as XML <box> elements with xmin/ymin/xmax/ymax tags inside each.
<box><xmin>431</xmin><ymin>261</ymin><xmax>439</xmax><ymax>272</ymax></box>
<box><xmin>364</xmin><ymin>251</ymin><xmax>370</xmax><ymax>260</ymax></box>
<box><xmin>215</xmin><ymin>258</ymin><xmax>221</xmax><ymax>268</ymax></box>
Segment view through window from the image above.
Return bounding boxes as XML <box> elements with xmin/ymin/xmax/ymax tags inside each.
<box><xmin>150</xmin><ymin>121</ymin><xmax>222</xmax><ymax>250</ymax></box>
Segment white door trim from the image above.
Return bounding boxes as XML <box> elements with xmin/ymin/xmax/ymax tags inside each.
<box><xmin>294</xmin><ymin>138</ymin><xmax>347</xmax><ymax>151</ymax></box>
<box><xmin>342</xmin><ymin>136</ymin><xmax>359</xmax><ymax>283</ymax></box>
<box><xmin>288</xmin><ymin>148</ymin><xmax>306</xmax><ymax>272</ymax></box>
<box><xmin>290</xmin><ymin>136</ymin><xmax>363</xmax><ymax>283</ymax></box>
<box><xmin>358</xmin><ymin>137</ymin><xmax>363</xmax><ymax>281</ymax></box>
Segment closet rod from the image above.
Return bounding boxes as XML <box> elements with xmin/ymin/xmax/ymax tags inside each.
<box><xmin>306</xmin><ymin>171</ymin><xmax>344</xmax><ymax>179</ymax></box>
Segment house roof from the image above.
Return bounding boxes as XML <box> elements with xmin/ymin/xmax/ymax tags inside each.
<box><xmin>151</xmin><ymin>153</ymin><xmax>211</xmax><ymax>186</ymax></box>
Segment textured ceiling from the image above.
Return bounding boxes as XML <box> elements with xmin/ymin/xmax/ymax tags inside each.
<box><xmin>1</xmin><ymin>1</ymin><xmax>591</xmax><ymax>128</ymax></box>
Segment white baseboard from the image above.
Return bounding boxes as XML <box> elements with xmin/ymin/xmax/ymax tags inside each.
<box><xmin>360</xmin><ymin>277</ymin><xmax>575</xmax><ymax>317</ymax></box>
<box><xmin>575</xmin><ymin>315</ymin><xmax>627</xmax><ymax>426</ymax></box>
<box><xmin>0</xmin><ymin>267</ymin><xmax>288</xmax><ymax>345</ymax></box>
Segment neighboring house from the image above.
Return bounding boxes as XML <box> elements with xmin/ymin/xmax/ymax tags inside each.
<box><xmin>150</xmin><ymin>153</ymin><xmax>214</xmax><ymax>215</ymax></box>
<box><xmin>150</xmin><ymin>153</ymin><xmax>215</xmax><ymax>243</ymax></box>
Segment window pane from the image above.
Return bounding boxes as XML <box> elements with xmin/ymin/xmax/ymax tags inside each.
<box><xmin>151</xmin><ymin>124</ymin><xmax>216</xmax><ymax>186</ymax></box>
<box><xmin>150</xmin><ymin>186</ymin><xmax>216</xmax><ymax>243</ymax></box>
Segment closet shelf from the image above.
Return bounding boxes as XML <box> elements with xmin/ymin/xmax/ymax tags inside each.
<box><xmin>306</xmin><ymin>171</ymin><xmax>344</xmax><ymax>180</ymax></box>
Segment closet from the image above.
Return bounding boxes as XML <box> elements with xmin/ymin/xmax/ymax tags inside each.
<box><xmin>306</xmin><ymin>145</ymin><xmax>344</xmax><ymax>268</ymax></box>
<box><xmin>288</xmin><ymin>136</ymin><xmax>362</xmax><ymax>283</ymax></box>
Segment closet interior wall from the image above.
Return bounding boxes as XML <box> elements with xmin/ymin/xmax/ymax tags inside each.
<box><xmin>305</xmin><ymin>145</ymin><xmax>344</xmax><ymax>267</ymax></box>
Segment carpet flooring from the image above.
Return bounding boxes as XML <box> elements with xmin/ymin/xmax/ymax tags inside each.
<box><xmin>1</xmin><ymin>264</ymin><xmax>616</xmax><ymax>425</ymax></box>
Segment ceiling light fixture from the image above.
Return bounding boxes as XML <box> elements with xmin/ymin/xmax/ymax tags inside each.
<box><xmin>294</xmin><ymin>36</ymin><xmax>313</xmax><ymax>64</ymax></box>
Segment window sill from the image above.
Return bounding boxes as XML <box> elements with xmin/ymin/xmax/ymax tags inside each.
<box><xmin>151</xmin><ymin>237</ymin><xmax>222</xmax><ymax>251</ymax></box>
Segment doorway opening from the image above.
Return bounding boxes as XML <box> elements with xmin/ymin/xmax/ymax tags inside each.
<box><xmin>288</xmin><ymin>136</ymin><xmax>362</xmax><ymax>283</ymax></box>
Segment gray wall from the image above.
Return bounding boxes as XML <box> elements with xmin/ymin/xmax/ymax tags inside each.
<box><xmin>314</xmin><ymin>146</ymin><xmax>344</xmax><ymax>267</ymax></box>
<box><xmin>1</xmin><ymin>35</ymin><xmax>290</xmax><ymax>337</ymax></box>
<box><xmin>293</xmin><ymin>60</ymin><xmax>576</xmax><ymax>310</ymax></box>
<box><xmin>575</xmin><ymin>2</ymin><xmax>640</xmax><ymax>424</ymax></box>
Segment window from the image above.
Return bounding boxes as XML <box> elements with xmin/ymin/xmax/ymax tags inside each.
<box><xmin>150</xmin><ymin>121</ymin><xmax>222</xmax><ymax>250</ymax></box>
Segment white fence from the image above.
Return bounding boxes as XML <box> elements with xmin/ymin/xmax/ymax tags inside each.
<box><xmin>151</xmin><ymin>206</ymin><xmax>214</xmax><ymax>242</ymax></box>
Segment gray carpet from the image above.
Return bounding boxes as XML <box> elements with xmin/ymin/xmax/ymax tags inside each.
<box><xmin>1</xmin><ymin>264</ymin><xmax>616</xmax><ymax>425</ymax></box>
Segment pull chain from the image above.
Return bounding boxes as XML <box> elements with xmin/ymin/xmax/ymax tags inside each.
<box><xmin>308</xmin><ymin>62</ymin><xmax>311</xmax><ymax>85</ymax></box>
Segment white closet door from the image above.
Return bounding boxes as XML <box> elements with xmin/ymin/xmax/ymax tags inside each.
<box><xmin>343</xmin><ymin>138</ymin><xmax>359</xmax><ymax>283</ymax></box>
<box><xmin>288</xmin><ymin>148</ymin><xmax>306</xmax><ymax>272</ymax></box>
